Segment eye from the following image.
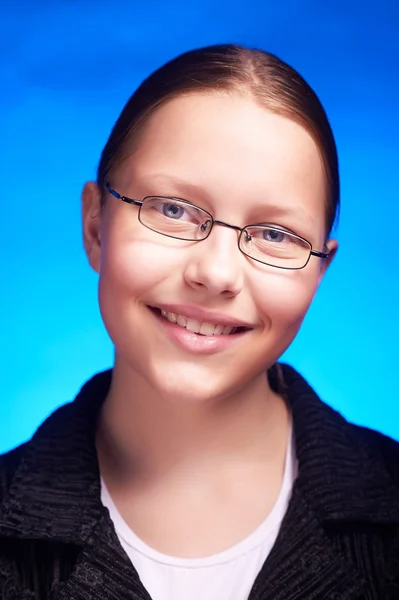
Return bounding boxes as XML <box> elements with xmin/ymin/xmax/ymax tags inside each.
<box><xmin>161</xmin><ymin>201</ymin><xmax>186</xmax><ymax>220</ymax></box>
<box><xmin>148</xmin><ymin>198</ymin><xmax>205</xmax><ymax>223</ymax></box>
<box><xmin>248</xmin><ymin>227</ymin><xmax>293</xmax><ymax>244</ymax></box>
<box><xmin>262</xmin><ymin>228</ymin><xmax>286</xmax><ymax>243</ymax></box>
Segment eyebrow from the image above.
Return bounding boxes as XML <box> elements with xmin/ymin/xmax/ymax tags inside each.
<box><xmin>249</xmin><ymin>203</ymin><xmax>316</xmax><ymax>228</ymax></box>
<box><xmin>138</xmin><ymin>173</ymin><xmax>316</xmax><ymax>227</ymax></box>
<box><xmin>139</xmin><ymin>174</ymin><xmax>213</xmax><ymax>202</ymax></box>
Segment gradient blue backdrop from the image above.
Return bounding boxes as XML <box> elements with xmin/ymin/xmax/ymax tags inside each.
<box><xmin>1</xmin><ymin>1</ymin><xmax>398</xmax><ymax>454</ymax></box>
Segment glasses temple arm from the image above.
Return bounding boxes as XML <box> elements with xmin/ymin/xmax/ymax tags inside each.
<box><xmin>105</xmin><ymin>183</ymin><xmax>142</xmax><ymax>207</ymax></box>
<box><xmin>310</xmin><ymin>250</ymin><xmax>330</xmax><ymax>259</ymax></box>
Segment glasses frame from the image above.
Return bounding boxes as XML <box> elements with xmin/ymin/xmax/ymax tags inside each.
<box><xmin>105</xmin><ymin>183</ymin><xmax>331</xmax><ymax>270</ymax></box>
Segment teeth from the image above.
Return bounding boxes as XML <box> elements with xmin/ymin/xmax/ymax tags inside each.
<box><xmin>200</xmin><ymin>322</ymin><xmax>218</xmax><ymax>336</ymax></box>
<box><xmin>158</xmin><ymin>309</ymin><xmax>240</xmax><ymax>336</ymax></box>
<box><xmin>223</xmin><ymin>326</ymin><xmax>233</xmax><ymax>335</ymax></box>
<box><xmin>177</xmin><ymin>314</ymin><xmax>187</xmax><ymax>327</ymax></box>
<box><xmin>186</xmin><ymin>318</ymin><xmax>201</xmax><ymax>333</ymax></box>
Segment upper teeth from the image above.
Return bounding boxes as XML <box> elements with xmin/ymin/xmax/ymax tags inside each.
<box><xmin>160</xmin><ymin>310</ymin><xmax>235</xmax><ymax>336</ymax></box>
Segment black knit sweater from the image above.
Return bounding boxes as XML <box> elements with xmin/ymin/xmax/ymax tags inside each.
<box><xmin>0</xmin><ymin>364</ymin><xmax>399</xmax><ymax>599</ymax></box>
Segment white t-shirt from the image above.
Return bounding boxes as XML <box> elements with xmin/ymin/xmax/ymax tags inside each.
<box><xmin>101</xmin><ymin>423</ymin><xmax>298</xmax><ymax>600</ymax></box>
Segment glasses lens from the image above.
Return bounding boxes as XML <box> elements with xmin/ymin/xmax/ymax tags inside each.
<box><xmin>140</xmin><ymin>197</ymin><xmax>212</xmax><ymax>240</ymax></box>
<box><xmin>240</xmin><ymin>227</ymin><xmax>311</xmax><ymax>269</ymax></box>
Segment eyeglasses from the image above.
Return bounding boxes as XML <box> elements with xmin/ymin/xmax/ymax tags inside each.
<box><xmin>105</xmin><ymin>183</ymin><xmax>330</xmax><ymax>270</ymax></box>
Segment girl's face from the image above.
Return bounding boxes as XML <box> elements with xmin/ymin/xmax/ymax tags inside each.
<box><xmin>83</xmin><ymin>93</ymin><xmax>337</xmax><ymax>403</ymax></box>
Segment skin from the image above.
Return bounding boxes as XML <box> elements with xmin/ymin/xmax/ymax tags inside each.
<box><xmin>82</xmin><ymin>92</ymin><xmax>338</xmax><ymax>557</ymax></box>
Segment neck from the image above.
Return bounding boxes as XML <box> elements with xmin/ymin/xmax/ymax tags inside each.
<box><xmin>96</xmin><ymin>357</ymin><xmax>291</xmax><ymax>489</ymax></box>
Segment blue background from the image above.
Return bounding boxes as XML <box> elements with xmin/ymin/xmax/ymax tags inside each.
<box><xmin>1</xmin><ymin>1</ymin><xmax>398</xmax><ymax>453</ymax></box>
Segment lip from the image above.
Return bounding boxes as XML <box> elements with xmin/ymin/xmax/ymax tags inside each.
<box><xmin>148</xmin><ymin>306</ymin><xmax>253</xmax><ymax>355</ymax></box>
<box><xmin>149</xmin><ymin>303</ymin><xmax>255</xmax><ymax>329</ymax></box>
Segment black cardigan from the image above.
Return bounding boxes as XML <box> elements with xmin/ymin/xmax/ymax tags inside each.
<box><xmin>0</xmin><ymin>364</ymin><xmax>399</xmax><ymax>600</ymax></box>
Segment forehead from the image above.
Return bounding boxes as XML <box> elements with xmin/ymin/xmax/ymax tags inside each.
<box><xmin>119</xmin><ymin>93</ymin><xmax>327</xmax><ymax>233</ymax></box>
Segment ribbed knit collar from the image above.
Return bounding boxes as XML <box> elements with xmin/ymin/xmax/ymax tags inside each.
<box><xmin>1</xmin><ymin>364</ymin><xmax>399</xmax><ymax>541</ymax></box>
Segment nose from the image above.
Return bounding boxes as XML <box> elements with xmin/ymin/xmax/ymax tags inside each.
<box><xmin>183</xmin><ymin>225</ymin><xmax>245</xmax><ymax>298</ymax></box>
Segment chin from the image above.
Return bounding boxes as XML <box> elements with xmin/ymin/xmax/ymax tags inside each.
<box><xmin>159</xmin><ymin>376</ymin><xmax>226</xmax><ymax>405</ymax></box>
<box><xmin>148</xmin><ymin>358</ymin><xmax>264</xmax><ymax>406</ymax></box>
<box><xmin>143</xmin><ymin>363</ymin><xmax>228</xmax><ymax>405</ymax></box>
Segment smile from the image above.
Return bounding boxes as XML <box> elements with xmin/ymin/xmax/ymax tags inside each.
<box><xmin>148</xmin><ymin>305</ymin><xmax>253</xmax><ymax>340</ymax></box>
<box><xmin>159</xmin><ymin>309</ymin><xmax>250</xmax><ymax>336</ymax></box>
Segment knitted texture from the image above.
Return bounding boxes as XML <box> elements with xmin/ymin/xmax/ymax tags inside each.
<box><xmin>1</xmin><ymin>364</ymin><xmax>398</xmax><ymax>599</ymax></box>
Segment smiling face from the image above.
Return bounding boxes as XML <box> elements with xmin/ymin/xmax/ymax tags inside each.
<box><xmin>83</xmin><ymin>92</ymin><xmax>337</xmax><ymax>403</ymax></box>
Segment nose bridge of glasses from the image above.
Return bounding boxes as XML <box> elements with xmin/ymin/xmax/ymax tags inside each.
<box><xmin>199</xmin><ymin>219</ymin><xmax>244</xmax><ymax>256</ymax></box>
<box><xmin>212</xmin><ymin>219</ymin><xmax>243</xmax><ymax>235</ymax></box>
<box><xmin>196</xmin><ymin>218</ymin><xmax>246</xmax><ymax>280</ymax></box>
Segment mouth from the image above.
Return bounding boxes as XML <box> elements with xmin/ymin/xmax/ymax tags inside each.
<box><xmin>148</xmin><ymin>306</ymin><xmax>252</xmax><ymax>336</ymax></box>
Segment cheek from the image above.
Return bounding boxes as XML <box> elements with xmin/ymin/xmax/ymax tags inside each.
<box><xmin>99</xmin><ymin>226</ymin><xmax>182</xmax><ymax>299</ymax></box>
<box><xmin>253</xmin><ymin>267</ymin><xmax>320</xmax><ymax>334</ymax></box>
<box><xmin>97</xmin><ymin>228</ymin><xmax>184</xmax><ymax>356</ymax></box>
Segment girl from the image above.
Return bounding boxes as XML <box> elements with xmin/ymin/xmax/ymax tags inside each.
<box><xmin>1</xmin><ymin>44</ymin><xmax>398</xmax><ymax>600</ymax></box>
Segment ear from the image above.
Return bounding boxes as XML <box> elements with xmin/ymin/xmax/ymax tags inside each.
<box><xmin>318</xmin><ymin>238</ymin><xmax>338</xmax><ymax>282</ymax></box>
<box><xmin>82</xmin><ymin>181</ymin><xmax>102</xmax><ymax>273</ymax></box>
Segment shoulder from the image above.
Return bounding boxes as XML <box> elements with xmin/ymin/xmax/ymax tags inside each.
<box><xmin>0</xmin><ymin>370</ymin><xmax>112</xmax><ymax>508</ymax></box>
<box><xmin>0</xmin><ymin>401</ymin><xmax>75</xmax><ymax>507</ymax></box>
<box><xmin>278</xmin><ymin>363</ymin><xmax>399</xmax><ymax>518</ymax></box>
<box><xmin>280</xmin><ymin>362</ymin><xmax>399</xmax><ymax>479</ymax></box>
<box><xmin>347</xmin><ymin>420</ymin><xmax>399</xmax><ymax>484</ymax></box>
<box><xmin>316</xmin><ymin>392</ymin><xmax>399</xmax><ymax>487</ymax></box>
<box><xmin>0</xmin><ymin>443</ymin><xmax>28</xmax><ymax>505</ymax></box>
<box><xmin>313</xmin><ymin>396</ymin><xmax>399</xmax><ymax>495</ymax></box>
